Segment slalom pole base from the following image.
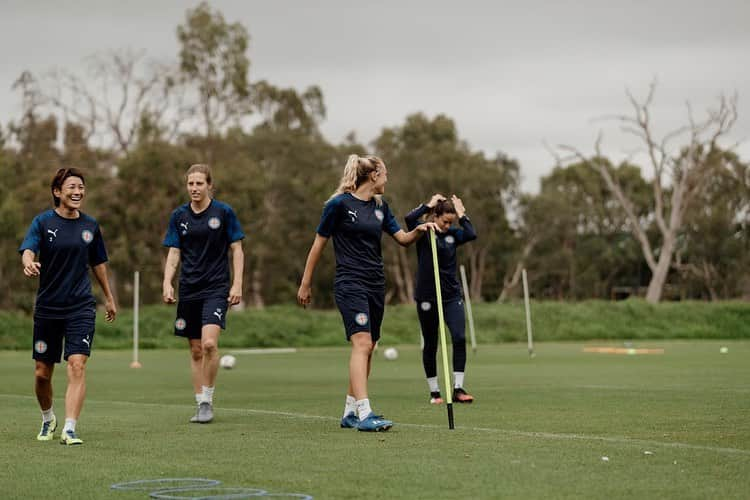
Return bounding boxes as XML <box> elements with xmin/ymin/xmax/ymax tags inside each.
<box><xmin>129</xmin><ymin>361</ymin><xmax>142</xmax><ymax>369</ymax></box>
<box><xmin>447</xmin><ymin>403</ymin><xmax>455</xmax><ymax>430</ymax></box>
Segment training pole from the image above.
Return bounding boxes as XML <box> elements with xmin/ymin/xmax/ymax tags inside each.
<box><xmin>522</xmin><ymin>269</ymin><xmax>535</xmax><ymax>358</ymax></box>
<box><xmin>430</xmin><ymin>229</ymin><xmax>454</xmax><ymax>429</ymax></box>
<box><xmin>459</xmin><ymin>265</ymin><xmax>477</xmax><ymax>355</ymax></box>
<box><xmin>130</xmin><ymin>271</ymin><xmax>142</xmax><ymax>368</ymax></box>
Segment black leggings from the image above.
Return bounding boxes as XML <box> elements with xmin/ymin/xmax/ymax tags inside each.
<box><xmin>417</xmin><ymin>299</ymin><xmax>466</xmax><ymax>378</ymax></box>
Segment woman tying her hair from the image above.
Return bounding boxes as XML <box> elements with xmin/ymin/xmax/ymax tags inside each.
<box><xmin>405</xmin><ymin>194</ymin><xmax>477</xmax><ymax>405</ymax></box>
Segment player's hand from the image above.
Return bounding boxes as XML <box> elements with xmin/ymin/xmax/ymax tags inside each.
<box><xmin>104</xmin><ymin>299</ymin><xmax>117</xmax><ymax>322</ymax></box>
<box><xmin>228</xmin><ymin>284</ymin><xmax>242</xmax><ymax>306</ymax></box>
<box><xmin>452</xmin><ymin>195</ymin><xmax>466</xmax><ymax>218</ymax></box>
<box><xmin>297</xmin><ymin>282</ymin><xmax>312</xmax><ymax>308</ymax></box>
<box><xmin>417</xmin><ymin>221</ymin><xmax>442</xmax><ymax>233</ymax></box>
<box><xmin>162</xmin><ymin>283</ymin><xmax>176</xmax><ymax>304</ymax></box>
<box><xmin>23</xmin><ymin>261</ymin><xmax>41</xmax><ymax>277</ymax></box>
<box><xmin>427</xmin><ymin>193</ymin><xmax>446</xmax><ymax>208</ymax></box>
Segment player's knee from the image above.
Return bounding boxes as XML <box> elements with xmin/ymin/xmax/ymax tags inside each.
<box><xmin>67</xmin><ymin>359</ymin><xmax>86</xmax><ymax>378</ymax></box>
<box><xmin>34</xmin><ymin>368</ymin><xmax>52</xmax><ymax>384</ymax></box>
<box><xmin>202</xmin><ymin>339</ymin><xmax>218</xmax><ymax>355</ymax></box>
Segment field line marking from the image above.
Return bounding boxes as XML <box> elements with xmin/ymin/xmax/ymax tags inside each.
<box><xmin>2</xmin><ymin>393</ymin><xmax>748</xmax><ymax>456</ymax></box>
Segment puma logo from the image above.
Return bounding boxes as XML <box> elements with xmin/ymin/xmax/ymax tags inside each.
<box><xmin>213</xmin><ymin>309</ymin><xmax>223</xmax><ymax>321</ymax></box>
<box><xmin>180</xmin><ymin>222</ymin><xmax>189</xmax><ymax>231</ymax></box>
<box><xmin>82</xmin><ymin>336</ymin><xmax>90</xmax><ymax>346</ymax></box>
<box><xmin>348</xmin><ymin>210</ymin><xmax>358</xmax><ymax>222</ymax></box>
<box><xmin>47</xmin><ymin>229</ymin><xmax>59</xmax><ymax>237</ymax></box>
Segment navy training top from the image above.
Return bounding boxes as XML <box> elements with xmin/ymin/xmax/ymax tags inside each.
<box><xmin>316</xmin><ymin>193</ymin><xmax>401</xmax><ymax>288</ymax></box>
<box><xmin>163</xmin><ymin>199</ymin><xmax>245</xmax><ymax>301</ymax></box>
<box><xmin>405</xmin><ymin>204</ymin><xmax>477</xmax><ymax>301</ymax></box>
<box><xmin>19</xmin><ymin>210</ymin><xmax>108</xmax><ymax>319</ymax></box>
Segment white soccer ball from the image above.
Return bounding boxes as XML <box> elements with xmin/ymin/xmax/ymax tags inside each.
<box><xmin>383</xmin><ymin>347</ymin><xmax>399</xmax><ymax>361</ymax></box>
<box><xmin>220</xmin><ymin>354</ymin><xmax>236</xmax><ymax>369</ymax></box>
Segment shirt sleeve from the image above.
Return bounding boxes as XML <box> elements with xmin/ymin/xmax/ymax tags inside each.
<box><xmin>404</xmin><ymin>204</ymin><xmax>429</xmax><ymax>231</ymax></box>
<box><xmin>453</xmin><ymin>216</ymin><xmax>477</xmax><ymax>245</ymax></box>
<box><xmin>316</xmin><ymin>197</ymin><xmax>340</xmax><ymax>237</ymax></box>
<box><xmin>381</xmin><ymin>201</ymin><xmax>401</xmax><ymax>236</ymax></box>
<box><xmin>224</xmin><ymin>204</ymin><xmax>245</xmax><ymax>242</ymax></box>
<box><xmin>163</xmin><ymin>210</ymin><xmax>181</xmax><ymax>248</ymax></box>
<box><xmin>88</xmin><ymin>225</ymin><xmax>109</xmax><ymax>266</ymax></box>
<box><xmin>18</xmin><ymin>216</ymin><xmax>42</xmax><ymax>254</ymax></box>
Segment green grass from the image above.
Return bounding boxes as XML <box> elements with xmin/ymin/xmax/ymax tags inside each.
<box><xmin>2</xmin><ymin>299</ymin><xmax>750</xmax><ymax>351</ymax></box>
<box><xmin>1</xmin><ymin>341</ymin><xmax>749</xmax><ymax>499</ymax></box>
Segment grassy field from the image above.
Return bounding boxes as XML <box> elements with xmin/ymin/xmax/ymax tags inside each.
<box><xmin>1</xmin><ymin>341</ymin><xmax>749</xmax><ymax>499</ymax></box>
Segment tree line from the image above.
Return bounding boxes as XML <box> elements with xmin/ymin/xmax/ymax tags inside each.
<box><xmin>1</xmin><ymin>3</ymin><xmax>748</xmax><ymax>312</ymax></box>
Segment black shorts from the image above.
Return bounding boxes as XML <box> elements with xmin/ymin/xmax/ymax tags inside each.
<box><xmin>334</xmin><ymin>282</ymin><xmax>385</xmax><ymax>342</ymax></box>
<box><xmin>33</xmin><ymin>313</ymin><xmax>96</xmax><ymax>363</ymax></box>
<box><xmin>174</xmin><ymin>296</ymin><xmax>229</xmax><ymax>339</ymax></box>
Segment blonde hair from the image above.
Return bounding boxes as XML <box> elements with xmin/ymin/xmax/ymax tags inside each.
<box><xmin>328</xmin><ymin>154</ymin><xmax>385</xmax><ymax>204</ymax></box>
<box><xmin>186</xmin><ymin>163</ymin><xmax>213</xmax><ymax>184</ymax></box>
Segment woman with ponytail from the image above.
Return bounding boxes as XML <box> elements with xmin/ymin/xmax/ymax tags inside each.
<box><xmin>298</xmin><ymin>154</ymin><xmax>439</xmax><ymax>432</ymax></box>
<box><xmin>405</xmin><ymin>193</ymin><xmax>477</xmax><ymax>405</ymax></box>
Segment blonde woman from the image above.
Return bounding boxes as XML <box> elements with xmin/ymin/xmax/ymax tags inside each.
<box><xmin>298</xmin><ymin>154</ymin><xmax>439</xmax><ymax>432</ymax></box>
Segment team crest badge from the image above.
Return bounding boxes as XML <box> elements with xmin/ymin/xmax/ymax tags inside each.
<box><xmin>355</xmin><ymin>312</ymin><xmax>369</xmax><ymax>326</ymax></box>
<box><xmin>444</xmin><ymin>235</ymin><xmax>455</xmax><ymax>245</ymax></box>
<box><xmin>420</xmin><ymin>301</ymin><xmax>432</xmax><ymax>312</ymax></box>
<box><xmin>81</xmin><ymin>230</ymin><xmax>94</xmax><ymax>244</ymax></box>
<box><xmin>175</xmin><ymin>318</ymin><xmax>187</xmax><ymax>331</ymax></box>
<box><xmin>374</xmin><ymin>209</ymin><xmax>384</xmax><ymax>222</ymax></box>
<box><xmin>208</xmin><ymin>217</ymin><xmax>221</xmax><ymax>229</ymax></box>
<box><xmin>34</xmin><ymin>340</ymin><xmax>48</xmax><ymax>354</ymax></box>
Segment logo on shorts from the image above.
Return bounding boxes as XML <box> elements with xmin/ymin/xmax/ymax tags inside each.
<box><xmin>34</xmin><ymin>340</ymin><xmax>48</xmax><ymax>354</ymax></box>
<box><xmin>420</xmin><ymin>301</ymin><xmax>432</xmax><ymax>311</ymax></box>
<box><xmin>374</xmin><ymin>209</ymin><xmax>384</xmax><ymax>222</ymax></box>
<box><xmin>175</xmin><ymin>318</ymin><xmax>187</xmax><ymax>331</ymax></box>
<box><xmin>444</xmin><ymin>235</ymin><xmax>455</xmax><ymax>245</ymax></box>
<box><xmin>208</xmin><ymin>217</ymin><xmax>221</xmax><ymax>229</ymax></box>
<box><xmin>355</xmin><ymin>312</ymin><xmax>369</xmax><ymax>326</ymax></box>
<box><xmin>82</xmin><ymin>336</ymin><xmax>90</xmax><ymax>347</ymax></box>
<box><xmin>81</xmin><ymin>230</ymin><xmax>94</xmax><ymax>244</ymax></box>
<box><xmin>213</xmin><ymin>308</ymin><xmax>223</xmax><ymax>321</ymax></box>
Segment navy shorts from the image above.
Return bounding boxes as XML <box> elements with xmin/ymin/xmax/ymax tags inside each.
<box><xmin>334</xmin><ymin>282</ymin><xmax>385</xmax><ymax>342</ymax></box>
<box><xmin>32</xmin><ymin>313</ymin><xmax>96</xmax><ymax>363</ymax></box>
<box><xmin>174</xmin><ymin>296</ymin><xmax>229</xmax><ymax>339</ymax></box>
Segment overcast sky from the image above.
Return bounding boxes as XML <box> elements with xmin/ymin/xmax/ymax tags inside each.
<box><xmin>1</xmin><ymin>0</ymin><xmax>748</xmax><ymax>192</ymax></box>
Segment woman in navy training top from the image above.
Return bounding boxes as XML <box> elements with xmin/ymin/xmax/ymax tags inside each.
<box><xmin>405</xmin><ymin>194</ymin><xmax>477</xmax><ymax>404</ymax></box>
<box><xmin>162</xmin><ymin>164</ymin><xmax>245</xmax><ymax>424</ymax></box>
<box><xmin>20</xmin><ymin>167</ymin><xmax>117</xmax><ymax>445</ymax></box>
<box><xmin>297</xmin><ymin>154</ymin><xmax>439</xmax><ymax>432</ymax></box>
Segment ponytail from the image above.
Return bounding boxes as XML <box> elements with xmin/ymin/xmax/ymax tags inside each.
<box><xmin>327</xmin><ymin>154</ymin><xmax>385</xmax><ymax>204</ymax></box>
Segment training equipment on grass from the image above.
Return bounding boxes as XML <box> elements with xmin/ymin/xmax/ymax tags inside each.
<box><xmin>522</xmin><ymin>269</ymin><xmax>535</xmax><ymax>358</ymax></box>
<box><xmin>459</xmin><ymin>264</ymin><xmax>477</xmax><ymax>354</ymax></box>
<box><xmin>582</xmin><ymin>346</ymin><xmax>665</xmax><ymax>355</ymax></box>
<box><xmin>430</xmin><ymin>228</ymin><xmax>455</xmax><ymax>430</ymax></box>
<box><xmin>130</xmin><ymin>270</ymin><xmax>142</xmax><ymax>368</ymax></box>
<box><xmin>219</xmin><ymin>354</ymin><xmax>237</xmax><ymax>369</ymax></box>
<box><xmin>384</xmin><ymin>347</ymin><xmax>399</xmax><ymax>360</ymax></box>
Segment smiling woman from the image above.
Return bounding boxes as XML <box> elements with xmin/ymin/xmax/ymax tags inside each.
<box><xmin>18</xmin><ymin>166</ymin><xmax>118</xmax><ymax>446</ymax></box>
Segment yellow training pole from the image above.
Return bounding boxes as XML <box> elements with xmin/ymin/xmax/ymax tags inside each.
<box><xmin>430</xmin><ymin>228</ymin><xmax>454</xmax><ymax>429</ymax></box>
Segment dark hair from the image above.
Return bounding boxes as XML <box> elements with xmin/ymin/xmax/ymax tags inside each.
<box><xmin>432</xmin><ymin>198</ymin><xmax>457</xmax><ymax>217</ymax></box>
<box><xmin>51</xmin><ymin>168</ymin><xmax>85</xmax><ymax>207</ymax></box>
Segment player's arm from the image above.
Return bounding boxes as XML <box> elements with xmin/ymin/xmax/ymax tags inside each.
<box><xmin>228</xmin><ymin>240</ymin><xmax>244</xmax><ymax>306</ymax></box>
<box><xmin>391</xmin><ymin>222</ymin><xmax>441</xmax><ymax>247</ymax></box>
<box><xmin>92</xmin><ymin>263</ymin><xmax>117</xmax><ymax>322</ymax></box>
<box><xmin>162</xmin><ymin>247</ymin><xmax>181</xmax><ymax>304</ymax></box>
<box><xmin>297</xmin><ymin>234</ymin><xmax>329</xmax><ymax>307</ymax></box>
<box><xmin>21</xmin><ymin>249</ymin><xmax>41</xmax><ymax>277</ymax></box>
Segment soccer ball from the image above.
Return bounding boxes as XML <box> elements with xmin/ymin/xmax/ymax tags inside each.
<box><xmin>383</xmin><ymin>347</ymin><xmax>399</xmax><ymax>361</ymax></box>
<box><xmin>220</xmin><ymin>354</ymin><xmax>236</xmax><ymax>369</ymax></box>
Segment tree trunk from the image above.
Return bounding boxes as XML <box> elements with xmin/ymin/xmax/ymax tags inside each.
<box><xmin>645</xmin><ymin>234</ymin><xmax>676</xmax><ymax>303</ymax></box>
<box><xmin>249</xmin><ymin>266</ymin><xmax>265</xmax><ymax>309</ymax></box>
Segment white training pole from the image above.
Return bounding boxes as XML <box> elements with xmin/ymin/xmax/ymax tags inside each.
<box><xmin>522</xmin><ymin>268</ymin><xmax>535</xmax><ymax>358</ymax></box>
<box><xmin>130</xmin><ymin>271</ymin><xmax>142</xmax><ymax>368</ymax></box>
<box><xmin>459</xmin><ymin>265</ymin><xmax>477</xmax><ymax>354</ymax></box>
